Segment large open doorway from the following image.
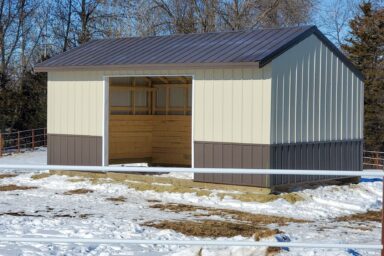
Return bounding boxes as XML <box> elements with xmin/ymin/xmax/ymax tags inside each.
<box><xmin>108</xmin><ymin>76</ymin><xmax>192</xmax><ymax>167</ymax></box>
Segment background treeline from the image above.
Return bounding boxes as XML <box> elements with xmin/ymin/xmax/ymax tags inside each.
<box><xmin>0</xmin><ymin>0</ymin><xmax>383</xmax><ymax>150</ymax></box>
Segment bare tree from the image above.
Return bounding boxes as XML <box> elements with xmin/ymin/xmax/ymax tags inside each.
<box><xmin>153</xmin><ymin>0</ymin><xmax>197</xmax><ymax>34</ymax></box>
<box><xmin>75</xmin><ymin>0</ymin><xmax>101</xmax><ymax>44</ymax></box>
<box><xmin>216</xmin><ymin>0</ymin><xmax>313</xmax><ymax>31</ymax></box>
<box><xmin>192</xmin><ymin>0</ymin><xmax>218</xmax><ymax>32</ymax></box>
<box><xmin>0</xmin><ymin>0</ymin><xmax>22</xmax><ymax>77</ymax></box>
<box><xmin>313</xmin><ymin>0</ymin><xmax>359</xmax><ymax>47</ymax></box>
<box><xmin>19</xmin><ymin>0</ymin><xmax>49</xmax><ymax>71</ymax></box>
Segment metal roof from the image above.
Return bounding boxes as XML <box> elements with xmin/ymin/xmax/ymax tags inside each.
<box><xmin>34</xmin><ymin>25</ymin><xmax>363</xmax><ymax>79</ymax></box>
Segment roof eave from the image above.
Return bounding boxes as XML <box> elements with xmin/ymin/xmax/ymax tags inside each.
<box><xmin>34</xmin><ymin>61</ymin><xmax>260</xmax><ymax>73</ymax></box>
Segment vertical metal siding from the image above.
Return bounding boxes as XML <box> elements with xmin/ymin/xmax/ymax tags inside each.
<box><xmin>48</xmin><ymin>66</ymin><xmax>272</xmax><ymax>145</ymax></box>
<box><xmin>270</xmin><ymin>34</ymin><xmax>364</xmax><ymax>144</ymax></box>
<box><xmin>194</xmin><ymin>142</ymin><xmax>270</xmax><ymax>188</ymax></box>
<box><xmin>48</xmin><ymin>134</ymin><xmax>102</xmax><ymax>166</ymax></box>
<box><xmin>270</xmin><ymin>140</ymin><xmax>362</xmax><ymax>187</ymax></box>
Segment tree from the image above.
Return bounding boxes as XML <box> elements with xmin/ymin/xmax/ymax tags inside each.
<box><xmin>313</xmin><ymin>0</ymin><xmax>360</xmax><ymax>48</ymax></box>
<box><xmin>13</xmin><ymin>70</ymin><xmax>47</xmax><ymax>130</ymax></box>
<box><xmin>342</xmin><ymin>2</ymin><xmax>384</xmax><ymax>150</ymax></box>
<box><xmin>216</xmin><ymin>0</ymin><xmax>313</xmax><ymax>31</ymax></box>
<box><xmin>152</xmin><ymin>0</ymin><xmax>197</xmax><ymax>34</ymax></box>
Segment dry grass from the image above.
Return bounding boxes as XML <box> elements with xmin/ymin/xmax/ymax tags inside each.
<box><xmin>0</xmin><ymin>174</ymin><xmax>17</xmax><ymax>179</ymax></box>
<box><xmin>221</xmin><ymin>192</ymin><xmax>303</xmax><ymax>204</ymax></box>
<box><xmin>31</xmin><ymin>172</ymin><xmax>51</xmax><ymax>180</ymax></box>
<box><xmin>67</xmin><ymin>178</ymin><xmax>87</xmax><ymax>183</ymax></box>
<box><xmin>0</xmin><ymin>211</ymin><xmax>91</xmax><ymax>219</ymax></box>
<box><xmin>48</xmin><ymin>171</ymin><xmax>304</xmax><ymax>203</ymax></box>
<box><xmin>144</xmin><ymin>203</ymin><xmax>305</xmax><ymax>240</ymax></box>
<box><xmin>266</xmin><ymin>247</ymin><xmax>282</xmax><ymax>256</ymax></box>
<box><xmin>63</xmin><ymin>188</ymin><xmax>93</xmax><ymax>195</ymax></box>
<box><xmin>0</xmin><ymin>211</ymin><xmax>40</xmax><ymax>217</ymax></box>
<box><xmin>147</xmin><ymin>199</ymin><xmax>161</xmax><ymax>203</ymax></box>
<box><xmin>0</xmin><ymin>184</ymin><xmax>37</xmax><ymax>191</ymax></box>
<box><xmin>150</xmin><ymin>203</ymin><xmax>306</xmax><ymax>226</ymax></box>
<box><xmin>106</xmin><ymin>196</ymin><xmax>126</xmax><ymax>202</ymax></box>
<box><xmin>336</xmin><ymin>211</ymin><xmax>381</xmax><ymax>222</ymax></box>
<box><xmin>144</xmin><ymin>220</ymin><xmax>282</xmax><ymax>239</ymax></box>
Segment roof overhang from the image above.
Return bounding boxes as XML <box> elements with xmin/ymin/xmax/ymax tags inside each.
<box><xmin>34</xmin><ymin>61</ymin><xmax>260</xmax><ymax>72</ymax></box>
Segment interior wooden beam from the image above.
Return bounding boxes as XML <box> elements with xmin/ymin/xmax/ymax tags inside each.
<box><xmin>177</xmin><ymin>76</ymin><xmax>188</xmax><ymax>83</ymax></box>
<box><xmin>144</xmin><ymin>77</ymin><xmax>153</xmax><ymax>83</ymax></box>
<box><xmin>112</xmin><ymin>85</ymin><xmax>157</xmax><ymax>90</ymax></box>
<box><xmin>152</xmin><ymin>83</ymin><xmax>189</xmax><ymax>87</ymax></box>
<box><xmin>158</xmin><ymin>76</ymin><xmax>169</xmax><ymax>83</ymax></box>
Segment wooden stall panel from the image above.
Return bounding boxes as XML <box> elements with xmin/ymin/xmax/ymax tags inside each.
<box><xmin>109</xmin><ymin>115</ymin><xmax>153</xmax><ymax>162</ymax></box>
<box><xmin>152</xmin><ymin>115</ymin><xmax>191</xmax><ymax>166</ymax></box>
<box><xmin>109</xmin><ymin>115</ymin><xmax>191</xmax><ymax>166</ymax></box>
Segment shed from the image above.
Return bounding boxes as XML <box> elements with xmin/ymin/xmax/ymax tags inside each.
<box><xmin>35</xmin><ymin>25</ymin><xmax>364</xmax><ymax>189</ymax></box>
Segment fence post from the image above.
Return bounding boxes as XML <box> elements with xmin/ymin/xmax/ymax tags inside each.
<box><xmin>382</xmin><ymin>179</ymin><xmax>384</xmax><ymax>256</ymax></box>
<box><xmin>0</xmin><ymin>133</ymin><xmax>2</xmax><ymax>157</ymax></box>
<box><xmin>44</xmin><ymin>128</ymin><xmax>47</xmax><ymax>147</ymax></box>
<box><xmin>31</xmin><ymin>129</ymin><xmax>35</xmax><ymax>150</ymax></box>
<box><xmin>17</xmin><ymin>131</ymin><xmax>20</xmax><ymax>153</ymax></box>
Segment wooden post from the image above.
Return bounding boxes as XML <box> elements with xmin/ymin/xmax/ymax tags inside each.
<box><xmin>152</xmin><ymin>91</ymin><xmax>155</xmax><ymax>114</ymax></box>
<box><xmin>17</xmin><ymin>131</ymin><xmax>20</xmax><ymax>153</ymax></box>
<box><xmin>376</xmin><ymin>152</ymin><xmax>381</xmax><ymax>169</ymax></box>
<box><xmin>382</xmin><ymin>179</ymin><xmax>384</xmax><ymax>256</ymax></box>
<box><xmin>43</xmin><ymin>128</ymin><xmax>47</xmax><ymax>147</ymax></box>
<box><xmin>165</xmin><ymin>86</ymin><xmax>169</xmax><ymax>116</ymax></box>
<box><xmin>0</xmin><ymin>133</ymin><xmax>2</xmax><ymax>157</ymax></box>
<box><xmin>132</xmin><ymin>78</ymin><xmax>136</xmax><ymax>115</ymax></box>
<box><xmin>184</xmin><ymin>87</ymin><xmax>188</xmax><ymax>115</ymax></box>
<box><xmin>31</xmin><ymin>129</ymin><xmax>35</xmax><ymax>150</ymax></box>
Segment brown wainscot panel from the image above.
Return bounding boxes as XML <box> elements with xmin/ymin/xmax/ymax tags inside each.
<box><xmin>194</xmin><ymin>142</ymin><xmax>271</xmax><ymax>188</ymax></box>
<box><xmin>194</xmin><ymin>140</ymin><xmax>363</xmax><ymax>188</ymax></box>
<box><xmin>48</xmin><ymin>134</ymin><xmax>102</xmax><ymax>166</ymax></box>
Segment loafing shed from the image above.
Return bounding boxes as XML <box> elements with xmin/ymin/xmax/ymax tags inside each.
<box><xmin>35</xmin><ymin>25</ymin><xmax>364</xmax><ymax>189</ymax></box>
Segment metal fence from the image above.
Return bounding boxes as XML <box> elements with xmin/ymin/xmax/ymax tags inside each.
<box><xmin>0</xmin><ymin>164</ymin><xmax>382</xmax><ymax>253</ymax></box>
<box><xmin>0</xmin><ymin>128</ymin><xmax>47</xmax><ymax>156</ymax></box>
<box><xmin>363</xmin><ymin>150</ymin><xmax>384</xmax><ymax>169</ymax></box>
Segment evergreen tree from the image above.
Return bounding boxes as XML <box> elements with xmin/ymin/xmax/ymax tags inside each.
<box><xmin>0</xmin><ymin>73</ymin><xmax>18</xmax><ymax>132</ymax></box>
<box><xmin>342</xmin><ymin>2</ymin><xmax>384</xmax><ymax>151</ymax></box>
<box><xmin>13</xmin><ymin>71</ymin><xmax>47</xmax><ymax>131</ymax></box>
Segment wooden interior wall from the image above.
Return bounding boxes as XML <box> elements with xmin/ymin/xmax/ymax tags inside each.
<box><xmin>109</xmin><ymin>115</ymin><xmax>191</xmax><ymax>166</ymax></box>
<box><xmin>109</xmin><ymin>115</ymin><xmax>153</xmax><ymax>161</ymax></box>
<box><xmin>152</xmin><ymin>115</ymin><xmax>191</xmax><ymax>166</ymax></box>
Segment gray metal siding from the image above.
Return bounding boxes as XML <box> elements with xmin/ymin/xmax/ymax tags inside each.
<box><xmin>194</xmin><ymin>142</ymin><xmax>270</xmax><ymax>188</ymax></box>
<box><xmin>48</xmin><ymin>134</ymin><xmax>102</xmax><ymax>166</ymax></box>
<box><xmin>194</xmin><ymin>140</ymin><xmax>362</xmax><ymax>188</ymax></box>
<box><xmin>271</xmin><ymin>34</ymin><xmax>364</xmax><ymax>144</ymax></box>
<box><xmin>270</xmin><ymin>139</ymin><xmax>362</xmax><ymax>187</ymax></box>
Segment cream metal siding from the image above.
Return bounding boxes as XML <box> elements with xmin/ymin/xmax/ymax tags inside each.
<box><xmin>48</xmin><ymin>67</ymin><xmax>272</xmax><ymax>144</ymax></box>
<box><xmin>271</xmin><ymin>34</ymin><xmax>364</xmax><ymax>144</ymax></box>
<box><xmin>47</xmin><ymin>72</ymin><xmax>104</xmax><ymax>136</ymax></box>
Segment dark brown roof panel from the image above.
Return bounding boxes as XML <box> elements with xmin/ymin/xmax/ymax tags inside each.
<box><xmin>35</xmin><ymin>25</ymin><xmax>363</xmax><ymax>79</ymax></box>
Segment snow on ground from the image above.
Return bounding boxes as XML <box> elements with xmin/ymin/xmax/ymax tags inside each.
<box><xmin>0</xmin><ymin>147</ymin><xmax>46</xmax><ymax>166</ymax></box>
<box><xmin>0</xmin><ymin>148</ymin><xmax>382</xmax><ymax>255</ymax></box>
